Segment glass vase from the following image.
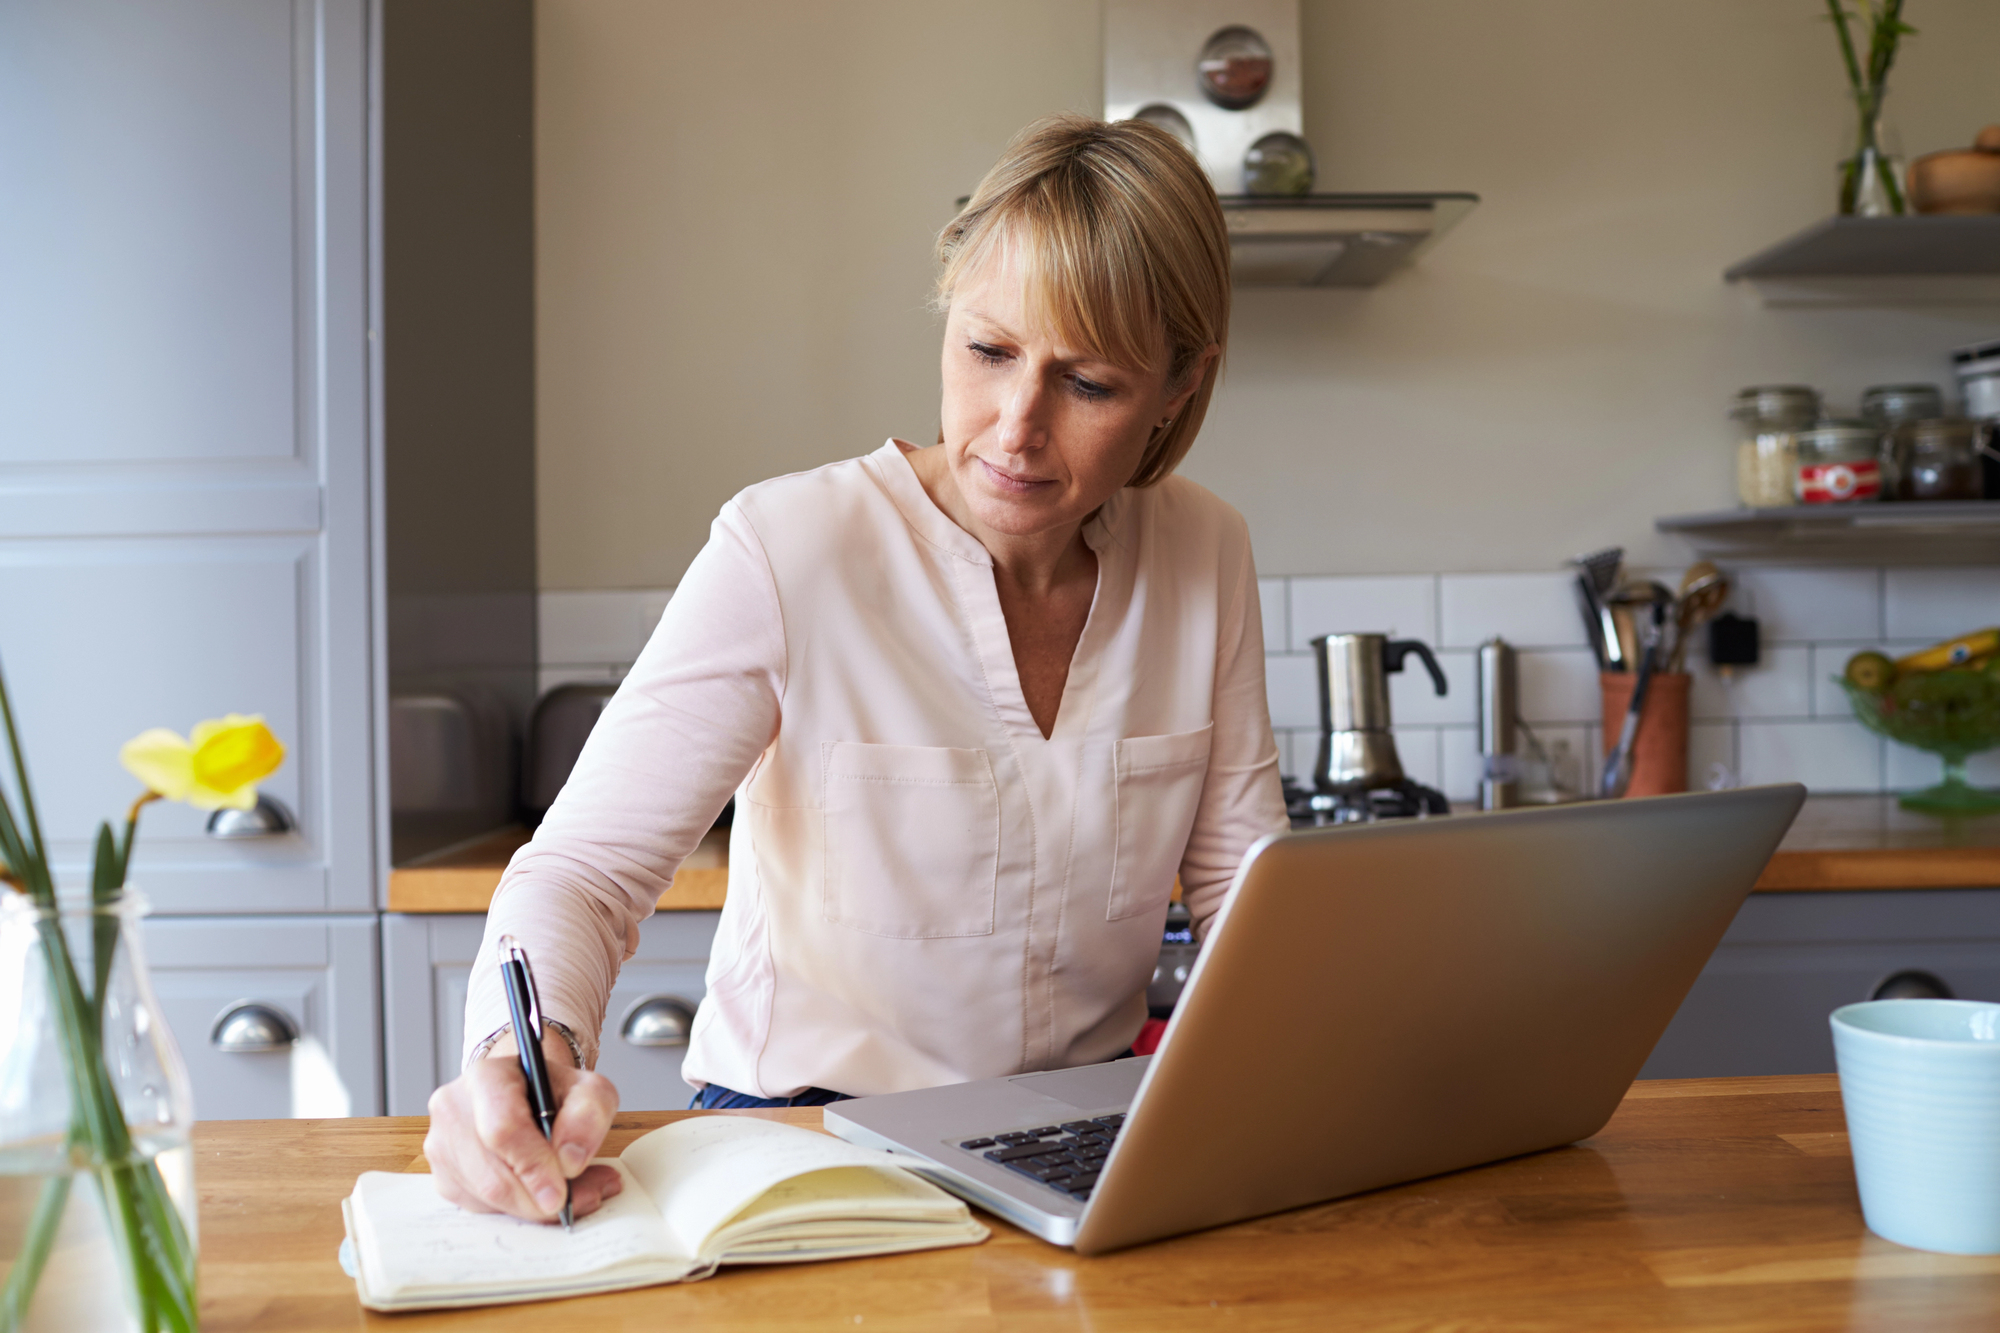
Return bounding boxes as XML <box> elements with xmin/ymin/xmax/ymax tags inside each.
<box><xmin>0</xmin><ymin>890</ymin><xmax>199</xmax><ymax>1332</ymax></box>
<box><xmin>1840</xmin><ymin>107</ymin><xmax>1907</xmax><ymax>217</ymax></box>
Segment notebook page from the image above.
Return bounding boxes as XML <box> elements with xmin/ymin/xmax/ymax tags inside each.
<box><xmin>350</xmin><ymin>1162</ymin><xmax>687</xmax><ymax>1299</ymax></box>
<box><xmin>620</xmin><ymin>1117</ymin><xmax>943</xmax><ymax>1255</ymax></box>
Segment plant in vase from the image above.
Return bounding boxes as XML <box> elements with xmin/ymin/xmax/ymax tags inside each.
<box><xmin>0</xmin><ymin>655</ymin><xmax>284</xmax><ymax>1333</ymax></box>
<box><xmin>1823</xmin><ymin>0</ymin><xmax>1916</xmax><ymax>216</ymax></box>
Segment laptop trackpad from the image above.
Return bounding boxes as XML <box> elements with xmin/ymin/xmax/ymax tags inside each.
<box><xmin>1005</xmin><ymin>1059</ymin><xmax>1149</xmax><ymax>1110</ymax></box>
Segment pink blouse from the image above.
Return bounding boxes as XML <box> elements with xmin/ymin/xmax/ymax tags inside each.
<box><xmin>464</xmin><ymin>441</ymin><xmax>1288</xmax><ymax>1097</ymax></box>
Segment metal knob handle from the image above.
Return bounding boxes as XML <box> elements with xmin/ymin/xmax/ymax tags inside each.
<box><xmin>1869</xmin><ymin>969</ymin><xmax>1955</xmax><ymax>1001</ymax></box>
<box><xmin>619</xmin><ymin>995</ymin><xmax>697</xmax><ymax>1048</ymax></box>
<box><xmin>205</xmin><ymin>793</ymin><xmax>296</xmax><ymax>840</ymax></box>
<box><xmin>210</xmin><ymin>1002</ymin><xmax>300</xmax><ymax>1053</ymax></box>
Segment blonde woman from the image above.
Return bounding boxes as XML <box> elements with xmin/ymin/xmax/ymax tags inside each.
<box><xmin>424</xmin><ymin>114</ymin><xmax>1289</xmax><ymax>1223</ymax></box>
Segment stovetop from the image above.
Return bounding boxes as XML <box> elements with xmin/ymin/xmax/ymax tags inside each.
<box><xmin>1282</xmin><ymin>777</ymin><xmax>1451</xmax><ymax>827</ymax></box>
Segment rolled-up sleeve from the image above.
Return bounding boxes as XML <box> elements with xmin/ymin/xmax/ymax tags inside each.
<box><xmin>1178</xmin><ymin>515</ymin><xmax>1289</xmax><ymax>937</ymax></box>
<box><xmin>461</xmin><ymin>502</ymin><xmax>786</xmax><ymax>1069</ymax></box>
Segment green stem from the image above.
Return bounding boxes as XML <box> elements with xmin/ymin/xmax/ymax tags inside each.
<box><xmin>0</xmin><ymin>1176</ymin><xmax>71</xmax><ymax>1331</ymax></box>
<box><xmin>0</xmin><ymin>656</ymin><xmax>49</xmax><ymax>878</ymax></box>
<box><xmin>1825</xmin><ymin>0</ymin><xmax>1865</xmax><ymax>98</ymax></box>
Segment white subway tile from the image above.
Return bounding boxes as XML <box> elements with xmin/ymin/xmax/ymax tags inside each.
<box><xmin>1738</xmin><ymin>720</ymin><xmax>1882</xmax><ymax>792</ymax></box>
<box><xmin>1885</xmin><ymin>740</ymin><xmax>2000</xmax><ymax>793</ymax></box>
<box><xmin>1264</xmin><ymin>653</ymin><xmax>1319</xmax><ymax>731</ymax></box>
<box><xmin>1884</xmin><ymin>569</ymin><xmax>2000</xmax><ymax>642</ymax></box>
<box><xmin>1439</xmin><ymin>726</ymin><xmax>1483</xmax><ymax>803</ymax></box>
<box><xmin>1439</xmin><ymin>573</ymin><xmax>1588</xmax><ymax>650</ymax></box>
<box><xmin>1688</xmin><ymin>645</ymin><xmax>1814</xmax><ymax>720</ymax></box>
<box><xmin>538</xmin><ymin>589</ymin><xmax>674</xmax><ymax>666</ymax></box>
<box><xmin>1393</xmin><ymin>727</ymin><xmax>1442</xmax><ymax>793</ymax></box>
<box><xmin>1517</xmin><ymin>648</ymin><xmax>1601</xmax><ymax>725</ymax></box>
<box><xmin>1388</xmin><ymin>648</ymin><xmax>1477</xmax><ymax>726</ymax></box>
<box><xmin>1287</xmin><ymin>575</ymin><xmax>1437</xmax><ymax>651</ymax></box>
<box><xmin>1727</xmin><ymin>567</ymin><xmax>1879</xmax><ymax>643</ymax></box>
<box><xmin>1257</xmin><ymin>578</ymin><xmax>1287</xmax><ymax>655</ymax></box>
<box><xmin>1689</xmin><ymin>721</ymin><xmax>1738</xmax><ymax>790</ymax></box>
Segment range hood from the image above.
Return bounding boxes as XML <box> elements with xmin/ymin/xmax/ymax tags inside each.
<box><xmin>1105</xmin><ymin>0</ymin><xmax>1477</xmax><ymax>288</ymax></box>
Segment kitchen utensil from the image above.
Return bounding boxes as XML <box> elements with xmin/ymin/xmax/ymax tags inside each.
<box><xmin>1732</xmin><ymin>386</ymin><xmax>1819</xmax><ymax>508</ymax></box>
<box><xmin>1568</xmin><ymin>548</ymin><xmax>1625</xmax><ymax>671</ymax></box>
<box><xmin>1793</xmin><ymin>421</ymin><xmax>1885</xmax><ymax>504</ymax></box>
<box><xmin>1477</xmin><ymin>638</ymin><xmax>1519</xmax><ymax>811</ymax></box>
<box><xmin>1889</xmin><ymin>418</ymin><xmax>1985</xmax><ymax>501</ymax></box>
<box><xmin>1310</xmin><ymin>632</ymin><xmax>1447</xmax><ymax>801</ymax></box>
<box><xmin>1601</xmin><ymin>600</ymin><xmax>1667</xmax><ymax>799</ymax></box>
<box><xmin>1839</xmin><ymin>669</ymin><xmax>2000</xmax><ymax>814</ymax></box>
<box><xmin>1607</xmin><ymin>580</ymin><xmax>1675</xmax><ymax>676</ymax></box>
<box><xmin>1599</xmin><ymin>668</ymin><xmax>1691</xmax><ymax>798</ymax></box>
<box><xmin>1832</xmin><ymin>1000</ymin><xmax>2000</xmax><ymax>1255</ymax></box>
<box><xmin>1671</xmin><ymin>564</ymin><xmax>1730</xmax><ymax>673</ymax></box>
<box><xmin>524</xmin><ymin>681</ymin><xmax>619</xmax><ymax>812</ymax></box>
<box><xmin>1907</xmin><ymin>126</ymin><xmax>2000</xmax><ymax>215</ymax></box>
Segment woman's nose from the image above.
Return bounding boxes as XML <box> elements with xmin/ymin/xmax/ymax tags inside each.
<box><xmin>994</xmin><ymin>374</ymin><xmax>1055</xmax><ymax>454</ymax></box>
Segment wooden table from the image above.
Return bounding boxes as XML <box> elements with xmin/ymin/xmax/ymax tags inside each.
<box><xmin>197</xmin><ymin>1074</ymin><xmax>2000</xmax><ymax>1331</ymax></box>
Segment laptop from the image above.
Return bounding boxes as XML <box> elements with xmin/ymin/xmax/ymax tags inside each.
<box><xmin>826</xmin><ymin>784</ymin><xmax>1806</xmax><ymax>1255</ymax></box>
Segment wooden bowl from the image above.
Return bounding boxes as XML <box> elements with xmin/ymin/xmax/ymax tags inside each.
<box><xmin>1909</xmin><ymin>126</ymin><xmax>2000</xmax><ymax>215</ymax></box>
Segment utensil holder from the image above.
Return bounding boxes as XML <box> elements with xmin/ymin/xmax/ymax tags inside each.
<box><xmin>1599</xmin><ymin>672</ymin><xmax>1691</xmax><ymax>797</ymax></box>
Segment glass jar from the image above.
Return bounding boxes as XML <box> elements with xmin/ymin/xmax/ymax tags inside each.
<box><xmin>1889</xmin><ymin>418</ymin><xmax>1984</xmax><ymax>501</ymax></box>
<box><xmin>1860</xmin><ymin>383</ymin><xmax>1945</xmax><ymax>428</ymax></box>
<box><xmin>0</xmin><ymin>890</ymin><xmax>198</xmax><ymax>1332</ymax></box>
<box><xmin>1793</xmin><ymin>421</ymin><xmax>1884</xmax><ymax>504</ymax></box>
<box><xmin>1732</xmin><ymin>386</ymin><xmax>1819</xmax><ymax>508</ymax></box>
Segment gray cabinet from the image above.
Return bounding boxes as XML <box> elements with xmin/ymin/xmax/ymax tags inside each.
<box><xmin>144</xmin><ymin>915</ymin><xmax>381</xmax><ymax>1121</ymax></box>
<box><xmin>1641</xmin><ymin>889</ymin><xmax>2000</xmax><ymax>1079</ymax></box>
<box><xmin>383</xmin><ymin>912</ymin><xmax>721</xmax><ymax>1116</ymax></box>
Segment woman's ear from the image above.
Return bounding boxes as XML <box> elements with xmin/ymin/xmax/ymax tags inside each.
<box><xmin>1166</xmin><ymin>343</ymin><xmax>1221</xmax><ymax>416</ymax></box>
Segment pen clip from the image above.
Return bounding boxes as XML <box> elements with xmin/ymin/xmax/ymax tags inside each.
<box><xmin>499</xmin><ymin>934</ymin><xmax>547</xmax><ymax>1047</ymax></box>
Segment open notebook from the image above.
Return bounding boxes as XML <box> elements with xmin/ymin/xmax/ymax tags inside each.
<box><xmin>342</xmin><ymin>1116</ymin><xmax>989</xmax><ymax>1311</ymax></box>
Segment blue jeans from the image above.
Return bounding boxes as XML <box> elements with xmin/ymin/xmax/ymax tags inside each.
<box><xmin>690</xmin><ymin>1084</ymin><xmax>853</xmax><ymax>1109</ymax></box>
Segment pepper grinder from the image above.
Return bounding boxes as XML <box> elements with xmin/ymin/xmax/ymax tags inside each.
<box><xmin>1478</xmin><ymin>637</ymin><xmax>1520</xmax><ymax>810</ymax></box>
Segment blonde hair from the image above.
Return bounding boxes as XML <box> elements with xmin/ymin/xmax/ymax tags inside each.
<box><xmin>935</xmin><ymin>114</ymin><xmax>1230</xmax><ymax>488</ymax></box>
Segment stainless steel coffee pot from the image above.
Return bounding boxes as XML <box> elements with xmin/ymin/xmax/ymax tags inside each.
<box><xmin>1311</xmin><ymin>633</ymin><xmax>1448</xmax><ymax>792</ymax></box>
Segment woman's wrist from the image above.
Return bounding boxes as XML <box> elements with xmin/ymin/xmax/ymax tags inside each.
<box><xmin>466</xmin><ymin>1018</ymin><xmax>585</xmax><ymax>1070</ymax></box>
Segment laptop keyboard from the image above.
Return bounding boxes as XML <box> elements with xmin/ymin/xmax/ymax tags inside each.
<box><xmin>957</xmin><ymin>1115</ymin><xmax>1125</xmax><ymax>1202</ymax></box>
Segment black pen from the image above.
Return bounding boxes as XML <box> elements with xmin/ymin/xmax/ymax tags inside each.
<box><xmin>498</xmin><ymin>934</ymin><xmax>572</xmax><ymax>1231</ymax></box>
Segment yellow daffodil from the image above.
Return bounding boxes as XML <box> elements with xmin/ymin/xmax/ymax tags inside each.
<box><xmin>120</xmin><ymin>714</ymin><xmax>286</xmax><ymax>811</ymax></box>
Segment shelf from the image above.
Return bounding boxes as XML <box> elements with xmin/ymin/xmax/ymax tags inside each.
<box><xmin>1657</xmin><ymin>501</ymin><xmax>2000</xmax><ymax>564</ymax></box>
<box><xmin>1220</xmin><ymin>192</ymin><xmax>1478</xmax><ymax>288</ymax></box>
<box><xmin>1724</xmin><ymin>216</ymin><xmax>2000</xmax><ymax>307</ymax></box>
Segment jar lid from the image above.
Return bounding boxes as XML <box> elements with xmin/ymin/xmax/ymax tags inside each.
<box><xmin>1794</xmin><ymin>421</ymin><xmax>1881</xmax><ymax>452</ymax></box>
<box><xmin>1731</xmin><ymin>385</ymin><xmax>1819</xmax><ymax>421</ymax></box>
<box><xmin>1955</xmin><ymin>340</ymin><xmax>2000</xmax><ymax>378</ymax></box>
<box><xmin>1861</xmin><ymin>383</ymin><xmax>1945</xmax><ymax>424</ymax></box>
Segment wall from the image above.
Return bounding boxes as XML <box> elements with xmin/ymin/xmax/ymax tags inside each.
<box><xmin>533</xmin><ymin>1</ymin><xmax>2000</xmax><ymax>798</ymax></box>
<box><xmin>535</xmin><ymin>0</ymin><xmax>2000</xmax><ymax>589</ymax></box>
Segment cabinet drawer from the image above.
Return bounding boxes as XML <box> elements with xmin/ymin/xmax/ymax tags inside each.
<box><xmin>1640</xmin><ymin>890</ymin><xmax>2000</xmax><ymax>1079</ymax></box>
<box><xmin>383</xmin><ymin>911</ymin><xmax>720</xmax><ymax>1115</ymax></box>
<box><xmin>143</xmin><ymin>915</ymin><xmax>381</xmax><ymax>1120</ymax></box>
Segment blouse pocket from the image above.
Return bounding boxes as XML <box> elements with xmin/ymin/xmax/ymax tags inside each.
<box><xmin>822</xmin><ymin>741</ymin><xmax>1000</xmax><ymax>938</ymax></box>
<box><xmin>1107</xmin><ymin>724</ymin><xmax>1214</xmax><ymax>921</ymax></box>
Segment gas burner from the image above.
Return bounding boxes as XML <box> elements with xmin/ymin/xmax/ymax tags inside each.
<box><xmin>1283</xmin><ymin>777</ymin><xmax>1450</xmax><ymax>828</ymax></box>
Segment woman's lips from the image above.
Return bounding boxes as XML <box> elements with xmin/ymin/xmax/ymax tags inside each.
<box><xmin>977</xmin><ymin>457</ymin><xmax>1055</xmax><ymax>494</ymax></box>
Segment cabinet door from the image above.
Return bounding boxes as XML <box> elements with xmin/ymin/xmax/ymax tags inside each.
<box><xmin>143</xmin><ymin>915</ymin><xmax>381</xmax><ymax>1120</ymax></box>
<box><xmin>1641</xmin><ymin>890</ymin><xmax>2000</xmax><ymax>1079</ymax></box>
<box><xmin>383</xmin><ymin>912</ymin><xmax>721</xmax><ymax>1115</ymax></box>
<box><xmin>0</xmin><ymin>0</ymin><xmax>374</xmax><ymax>914</ymax></box>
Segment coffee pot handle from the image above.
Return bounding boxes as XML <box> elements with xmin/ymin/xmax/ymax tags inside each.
<box><xmin>1384</xmin><ymin>639</ymin><xmax>1448</xmax><ymax>696</ymax></box>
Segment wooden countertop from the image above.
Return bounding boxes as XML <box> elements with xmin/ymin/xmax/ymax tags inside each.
<box><xmin>194</xmin><ymin>1074</ymin><xmax>2000</xmax><ymax>1331</ymax></box>
<box><xmin>385</xmin><ymin>794</ymin><xmax>2000</xmax><ymax>913</ymax></box>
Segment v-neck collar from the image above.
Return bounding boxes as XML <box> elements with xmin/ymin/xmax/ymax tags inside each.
<box><xmin>865</xmin><ymin>439</ymin><xmax>1126</xmax><ymax>744</ymax></box>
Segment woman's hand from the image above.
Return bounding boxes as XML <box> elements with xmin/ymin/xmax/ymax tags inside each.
<box><xmin>424</xmin><ymin>1029</ymin><xmax>623</xmax><ymax>1222</ymax></box>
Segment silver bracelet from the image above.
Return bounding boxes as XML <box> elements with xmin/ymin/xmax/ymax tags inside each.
<box><xmin>465</xmin><ymin>1018</ymin><xmax>585</xmax><ymax>1072</ymax></box>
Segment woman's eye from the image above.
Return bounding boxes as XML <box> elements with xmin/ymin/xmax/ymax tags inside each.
<box><xmin>1068</xmin><ymin>375</ymin><xmax>1113</xmax><ymax>402</ymax></box>
<box><xmin>967</xmin><ymin>341</ymin><xmax>1007</xmax><ymax>365</ymax></box>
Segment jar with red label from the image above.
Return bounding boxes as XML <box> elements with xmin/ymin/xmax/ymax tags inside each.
<box><xmin>1792</xmin><ymin>422</ymin><xmax>1883</xmax><ymax>504</ymax></box>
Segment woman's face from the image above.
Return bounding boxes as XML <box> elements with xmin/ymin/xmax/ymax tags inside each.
<box><xmin>937</xmin><ymin>244</ymin><xmax>1207</xmax><ymax>542</ymax></box>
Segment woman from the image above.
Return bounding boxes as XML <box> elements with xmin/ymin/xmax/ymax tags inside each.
<box><xmin>424</xmin><ymin>114</ymin><xmax>1289</xmax><ymax>1223</ymax></box>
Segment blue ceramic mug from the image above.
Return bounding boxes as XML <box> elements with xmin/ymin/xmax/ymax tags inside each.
<box><xmin>1831</xmin><ymin>999</ymin><xmax>2000</xmax><ymax>1255</ymax></box>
